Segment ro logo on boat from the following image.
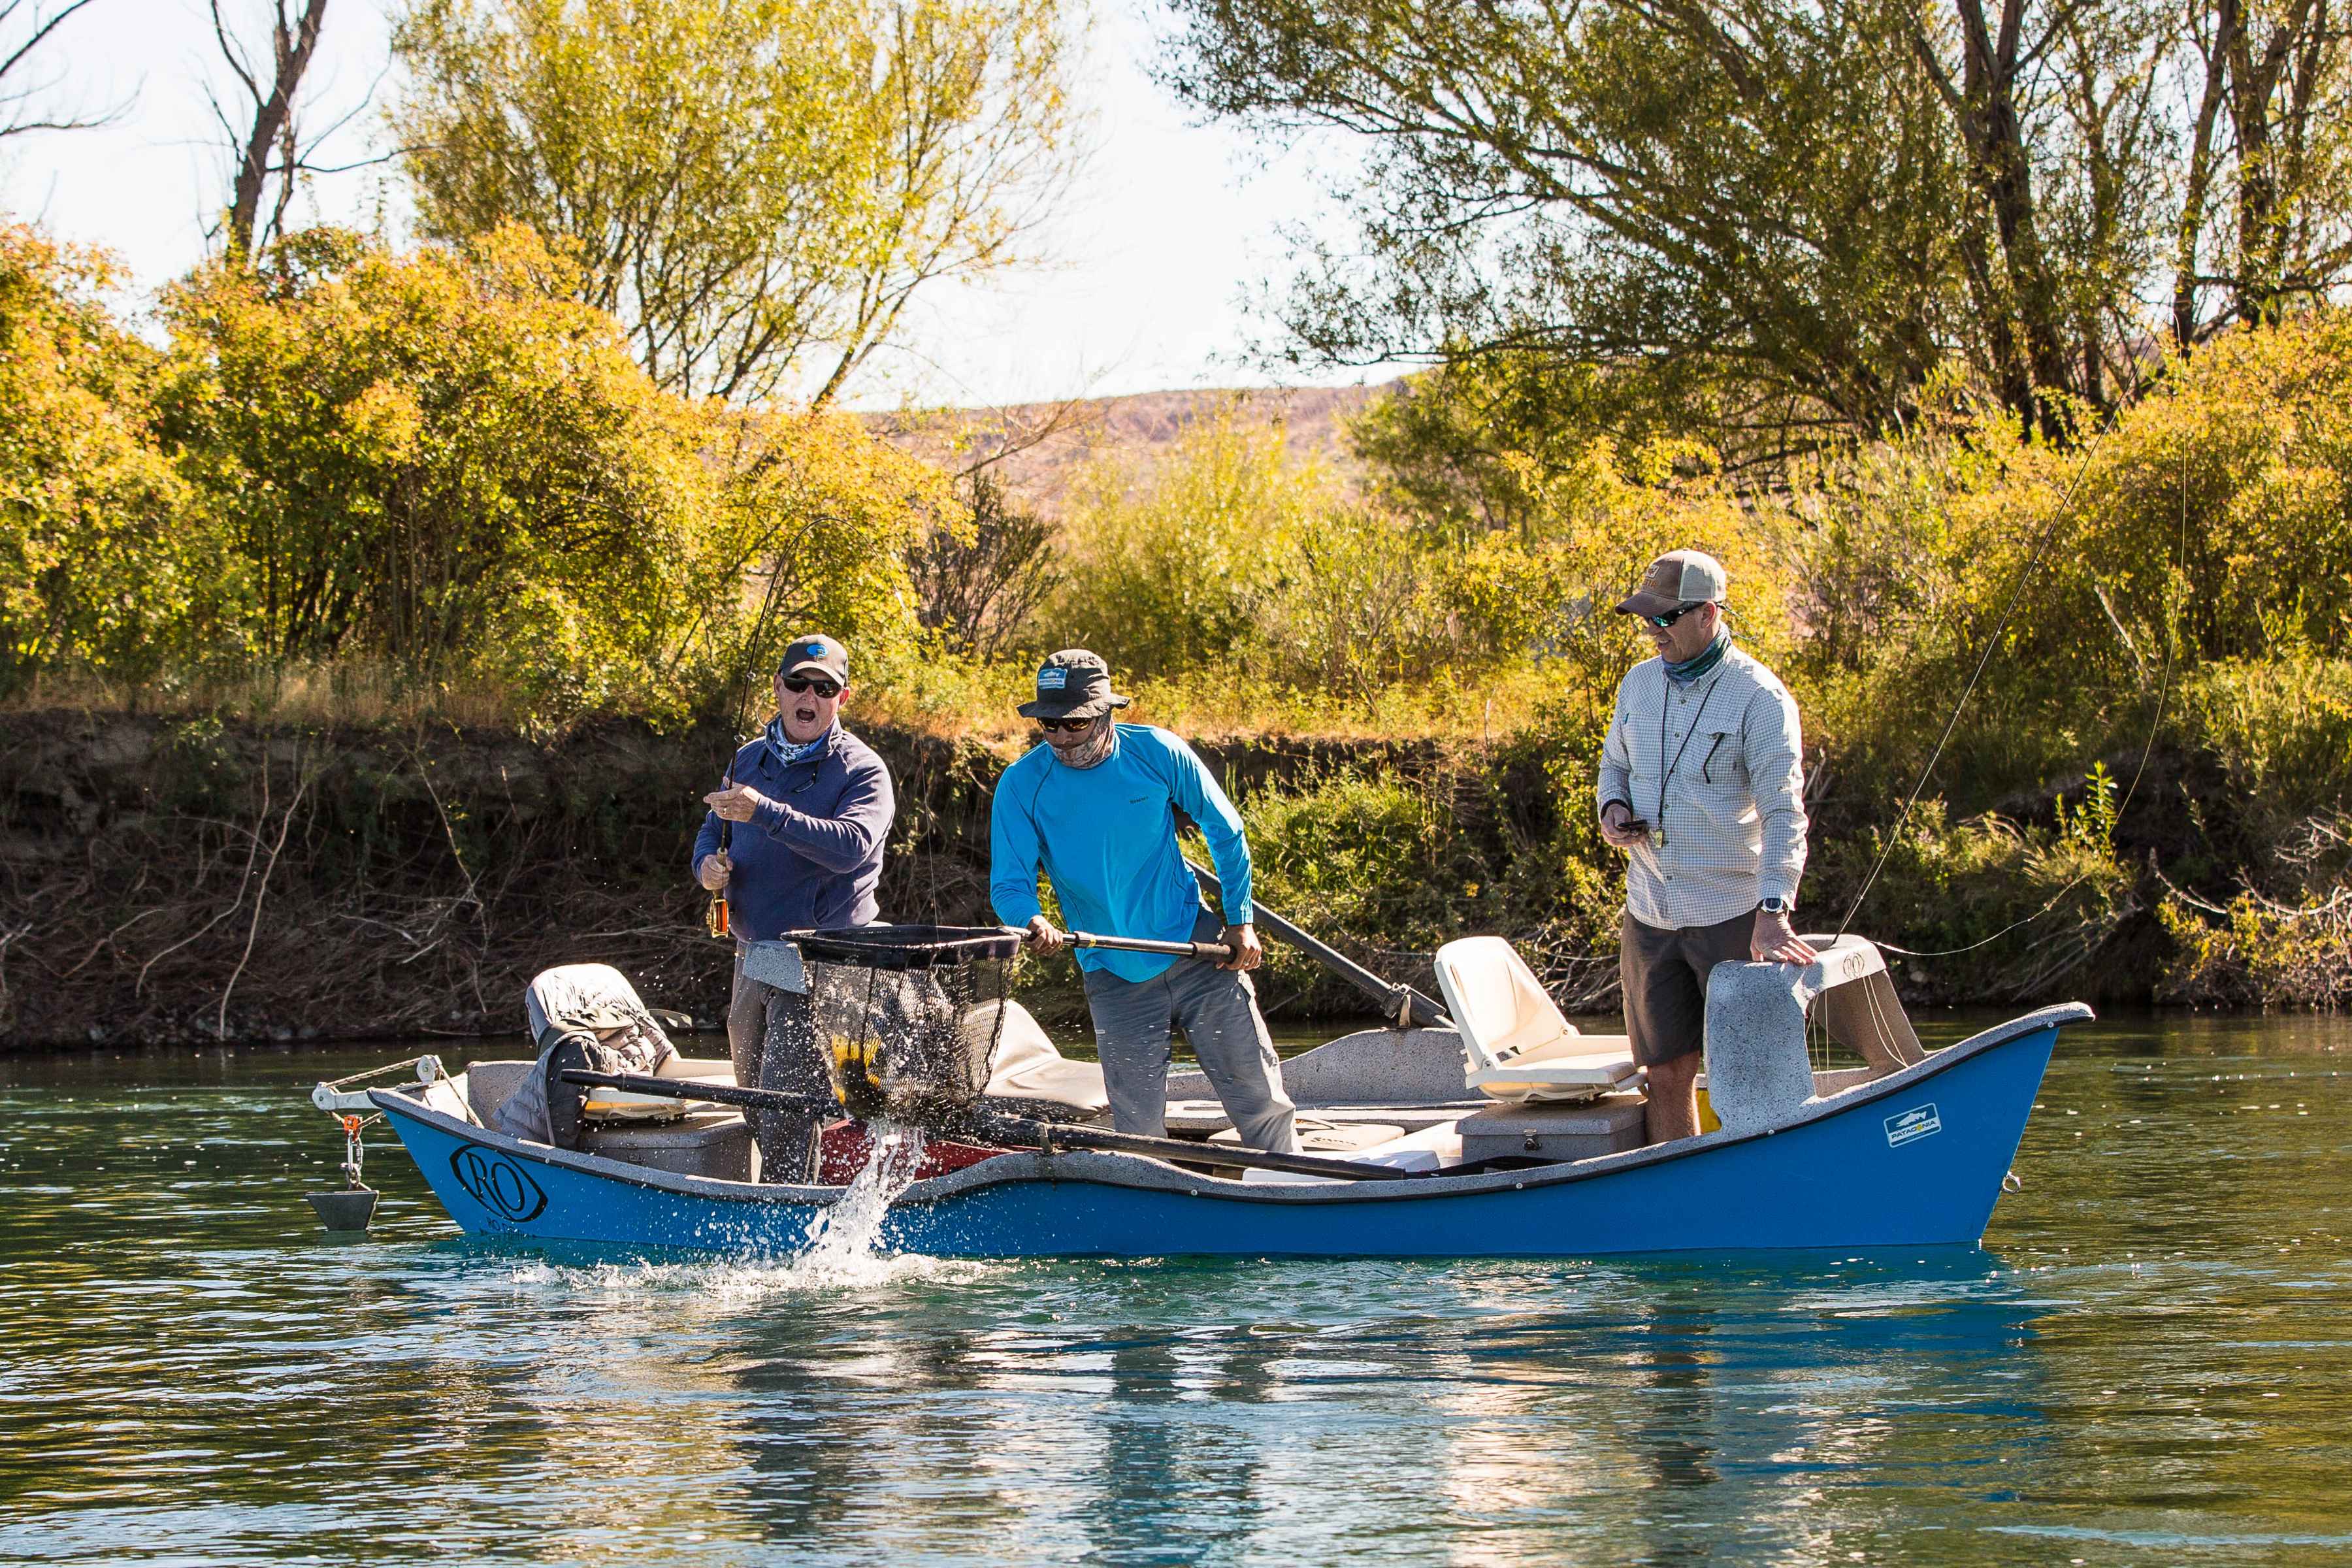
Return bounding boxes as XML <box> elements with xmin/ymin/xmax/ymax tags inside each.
<box><xmin>1884</xmin><ymin>1103</ymin><xmax>1942</xmax><ymax>1149</ymax></box>
<box><xmin>451</xmin><ymin>1147</ymin><xmax>549</xmax><ymax>1222</ymax></box>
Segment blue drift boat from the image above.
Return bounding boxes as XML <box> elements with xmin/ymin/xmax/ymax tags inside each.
<box><xmin>349</xmin><ymin>928</ymin><xmax>2087</xmax><ymax>1259</ymax></box>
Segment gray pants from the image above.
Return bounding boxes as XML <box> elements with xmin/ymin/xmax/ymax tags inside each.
<box><xmin>1082</xmin><ymin>949</ymin><xmax>1299</xmax><ymax>1154</ymax></box>
<box><xmin>728</xmin><ymin>947</ymin><xmax>846</xmax><ymax>1184</ymax></box>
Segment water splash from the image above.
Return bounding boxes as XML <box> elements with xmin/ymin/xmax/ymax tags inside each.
<box><xmin>504</xmin><ymin>1123</ymin><xmax>983</xmax><ymax>1299</ymax></box>
<box><xmin>786</xmin><ymin>1121</ymin><xmax>932</xmax><ymax>1286</ymax></box>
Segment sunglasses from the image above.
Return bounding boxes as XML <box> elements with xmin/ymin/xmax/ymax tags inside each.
<box><xmin>1036</xmin><ymin>715</ymin><xmax>1096</xmax><ymax>733</ymax></box>
<box><xmin>1640</xmin><ymin>603</ymin><xmax>1707</xmax><ymax>630</ymax></box>
<box><xmin>781</xmin><ymin>676</ymin><xmax>841</xmax><ymax>699</ymax></box>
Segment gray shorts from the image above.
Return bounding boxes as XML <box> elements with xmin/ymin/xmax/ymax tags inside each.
<box><xmin>1619</xmin><ymin>908</ymin><xmax>1755</xmax><ymax>1066</ymax></box>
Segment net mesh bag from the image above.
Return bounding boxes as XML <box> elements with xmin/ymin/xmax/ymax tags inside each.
<box><xmin>781</xmin><ymin>924</ymin><xmax>1024</xmax><ymax>1126</ymax></box>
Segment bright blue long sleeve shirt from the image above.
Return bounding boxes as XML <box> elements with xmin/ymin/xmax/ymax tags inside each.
<box><xmin>988</xmin><ymin>724</ymin><xmax>1254</xmax><ymax>982</ymax></box>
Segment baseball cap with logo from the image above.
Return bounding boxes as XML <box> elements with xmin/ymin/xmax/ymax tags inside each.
<box><xmin>1017</xmin><ymin>649</ymin><xmax>1132</xmax><ymax>721</ymax></box>
<box><xmin>778</xmin><ymin>633</ymin><xmax>849</xmax><ymax>685</ymax></box>
<box><xmin>1616</xmin><ymin>550</ymin><xmax>1730</xmax><ymax>619</ymax></box>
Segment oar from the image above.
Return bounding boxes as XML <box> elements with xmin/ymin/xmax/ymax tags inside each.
<box><xmin>559</xmin><ymin>1070</ymin><xmax>1422</xmax><ymax>1183</ymax></box>
<box><xmin>559</xmin><ymin>1068</ymin><xmax>836</xmax><ymax>1117</ymax></box>
<box><xmin>1186</xmin><ymin>860</ymin><xmax>1451</xmax><ymax>1028</ymax></box>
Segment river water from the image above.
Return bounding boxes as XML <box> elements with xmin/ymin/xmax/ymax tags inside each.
<box><xmin>5</xmin><ymin>1011</ymin><xmax>2351</xmax><ymax>1565</ymax></box>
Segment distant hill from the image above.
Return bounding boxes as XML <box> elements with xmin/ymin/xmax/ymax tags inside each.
<box><xmin>866</xmin><ymin>381</ymin><xmax>1405</xmax><ymax>513</ymax></box>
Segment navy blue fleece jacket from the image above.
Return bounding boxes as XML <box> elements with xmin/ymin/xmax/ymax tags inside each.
<box><xmin>691</xmin><ymin>724</ymin><xmax>894</xmax><ymax>938</ymax></box>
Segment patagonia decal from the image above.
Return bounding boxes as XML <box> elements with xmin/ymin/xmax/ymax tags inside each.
<box><xmin>1884</xmin><ymin>1103</ymin><xmax>1942</xmax><ymax>1149</ymax></box>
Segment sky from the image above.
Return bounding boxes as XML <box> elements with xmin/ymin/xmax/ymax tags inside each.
<box><xmin>9</xmin><ymin>0</ymin><xmax>1400</xmax><ymax>409</ymax></box>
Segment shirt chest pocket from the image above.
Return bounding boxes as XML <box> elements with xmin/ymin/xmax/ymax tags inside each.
<box><xmin>1695</xmin><ymin>728</ymin><xmax>1743</xmax><ymax>793</ymax></box>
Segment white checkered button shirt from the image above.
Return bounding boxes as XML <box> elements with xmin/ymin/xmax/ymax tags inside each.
<box><xmin>1597</xmin><ymin>642</ymin><xmax>1808</xmax><ymax>930</ymax></box>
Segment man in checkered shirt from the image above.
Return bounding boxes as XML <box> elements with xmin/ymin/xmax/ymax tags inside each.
<box><xmin>1598</xmin><ymin>550</ymin><xmax>1819</xmax><ymax>1144</ymax></box>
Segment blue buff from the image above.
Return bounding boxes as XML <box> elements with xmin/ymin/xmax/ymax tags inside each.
<box><xmin>988</xmin><ymin>724</ymin><xmax>1254</xmax><ymax>983</ymax></box>
<box><xmin>1664</xmin><ymin>630</ymin><xmax>1731</xmax><ymax>685</ymax></box>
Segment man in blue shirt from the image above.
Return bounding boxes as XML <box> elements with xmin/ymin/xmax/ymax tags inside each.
<box><xmin>989</xmin><ymin>650</ymin><xmax>1298</xmax><ymax>1152</ymax></box>
<box><xmin>694</xmin><ymin>633</ymin><xmax>896</xmax><ymax>1096</ymax></box>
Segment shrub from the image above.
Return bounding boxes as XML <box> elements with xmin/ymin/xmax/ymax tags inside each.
<box><xmin>147</xmin><ymin>225</ymin><xmax>953</xmax><ymax>727</ymax></box>
<box><xmin>0</xmin><ymin>226</ymin><xmax>196</xmax><ymax>697</ymax></box>
<box><xmin>1806</xmin><ymin>772</ymin><xmax>2136</xmax><ymax>1001</ymax></box>
<box><xmin>1242</xmin><ymin>763</ymin><xmax>1514</xmax><ymax>1008</ymax></box>
<box><xmin>2178</xmin><ymin>655</ymin><xmax>2352</xmax><ymax>836</ymax></box>
<box><xmin>2158</xmin><ymin>890</ymin><xmax>2352</xmax><ymax>1009</ymax></box>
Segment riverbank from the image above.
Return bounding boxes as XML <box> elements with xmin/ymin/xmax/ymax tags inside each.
<box><xmin>1</xmin><ymin>707</ymin><xmax>2335</xmax><ymax>1051</ymax></box>
<box><xmin>0</xmin><ymin>709</ymin><xmax>1448</xmax><ymax>1047</ymax></box>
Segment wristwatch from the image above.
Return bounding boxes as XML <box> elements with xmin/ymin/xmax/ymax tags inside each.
<box><xmin>1758</xmin><ymin>896</ymin><xmax>1793</xmax><ymax>916</ymax></box>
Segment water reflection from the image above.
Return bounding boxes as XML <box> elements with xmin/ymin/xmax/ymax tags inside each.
<box><xmin>4</xmin><ymin>1021</ymin><xmax>2352</xmax><ymax>1563</ymax></box>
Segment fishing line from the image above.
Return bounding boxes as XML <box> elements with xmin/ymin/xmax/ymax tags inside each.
<box><xmin>1835</xmin><ymin>415</ymin><xmax>2118</xmax><ymax>939</ymax></box>
<box><xmin>1844</xmin><ymin>412</ymin><xmax>2192</xmax><ymax>956</ymax></box>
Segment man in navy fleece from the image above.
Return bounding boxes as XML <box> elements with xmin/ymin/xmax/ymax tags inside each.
<box><xmin>694</xmin><ymin>633</ymin><xmax>895</xmax><ymax>1088</ymax></box>
<box><xmin>988</xmin><ymin>649</ymin><xmax>1298</xmax><ymax>1152</ymax></box>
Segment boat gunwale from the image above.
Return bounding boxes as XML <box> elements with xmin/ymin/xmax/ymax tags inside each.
<box><xmin>371</xmin><ymin>1002</ymin><xmax>2088</xmax><ymax>1209</ymax></box>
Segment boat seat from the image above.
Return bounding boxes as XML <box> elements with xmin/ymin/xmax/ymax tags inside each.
<box><xmin>970</xmin><ymin>999</ymin><xmax>1110</xmax><ymax>1111</ymax></box>
<box><xmin>1240</xmin><ymin>1120</ymin><xmax>1464</xmax><ymax>1184</ymax></box>
<box><xmin>1433</xmin><ymin>936</ymin><xmax>1642</xmax><ymax>1102</ymax></box>
<box><xmin>1209</xmin><ymin>1119</ymin><xmax>1406</xmax><ymax>1153</ymax></box>
<box><xmin>519</xmin><ymin>964</ymin><xmax>705</xmax><ymax>1124</ymax></box>
<box><xmin>583</xmin><ymin>1053</ymin><xmax>738</xmax><ymax>1120</ymax></box>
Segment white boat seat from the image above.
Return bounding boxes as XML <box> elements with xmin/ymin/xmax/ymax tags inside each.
<box><xmin>1433</xmin><ymin>936</ymin><xmax>1642</xmax><ymax>1102</ymax></box>
<box><xmin>1210</xmin><ymin>1119</ymin><xmax>1405</xmax><ymax>1153</ymax></box>
<box><xmin>1240</xmin><ymin>1121</ymin><xmax>1462</xmax><ymax>1184</ymax></box>
<box><xmin>972</xmin><ymin>999</ymin><xmax>1110</xmax><ymax>1111</ymax></box>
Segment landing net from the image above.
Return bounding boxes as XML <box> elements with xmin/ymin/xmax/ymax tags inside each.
<box><xmin>782</xmin><ymin>924</ymin><xmax>1024</xmax><ymax>1123</ymax></box>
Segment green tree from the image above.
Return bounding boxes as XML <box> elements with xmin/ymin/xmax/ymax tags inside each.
<box><xmin>393</xmin><ymin>0</ymin><xmax>1081</xmax><ymax>406</ymax></box>
<box><xmin>1164</xmin><ymin>0</ymin><xmax>2352</xmax><ymax>447</ymax></box>
<box><xmin>1166</xmin><ymin>0</ymin><xmax>1993</xmax><ymax>442</ymax></box>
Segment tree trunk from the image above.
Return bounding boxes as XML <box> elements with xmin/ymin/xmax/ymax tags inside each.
<box><xmin>1952</xmin><ymin>0</ymin><xmax>2077</xmax><ymax>436</ymax></box>
<box><xmin>2174</xmin><ymin>0</ymin><xmax>2234</xmax><ymax>350</ymax></box>
<box><xmin>225</xmin><ymin>0</ymin><xmax>329</xmax><ymax>261</ymax></box>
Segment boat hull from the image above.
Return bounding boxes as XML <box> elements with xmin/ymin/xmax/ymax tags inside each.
<box><xmin>374</xmin><ymin>1006</ymin><xmax>2078</xmax><ymax>1259</ymax></box>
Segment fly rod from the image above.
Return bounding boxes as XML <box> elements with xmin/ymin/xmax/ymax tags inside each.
<box><xmin>1835</xmin><ymin>419</ymin><xmax>2117</xmax><ymax>938</ymax></box>
<box><xmin>705</xmin><ymin>765</ymin><xmax>733</xmax><ymax>940</ymax></box>
<box><xmin>558</xmin><ymin>1070</ymin><xmax>1422</xmax><ymax>1183</ymax></box>
<box><xmin>1186</xmin><ymin>860</ymin><xmax>1450</xmax><ymax>1028</ymax></box>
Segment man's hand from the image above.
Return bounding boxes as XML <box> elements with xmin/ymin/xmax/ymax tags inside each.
<box><xmin>1220</xmin><ymin>923</ymin><xmax>1263</xmax><ymax>972</ymax></box>
<box><xmin>1022</xmin><ymin>915</ymin><xmax>1069</xmax><ymax>956</ymax></box>
<box><xmin>696</xmin><ymin>851</ymin><xmax>732</xmax><ymax>892</ymax></box>
<box><xmin>1752</xmin><ymin>908</ymin><xmax>1819</xmax><ymax>965</ymax></box>
<box><xmin>703</xmin><ymin>783</ymin><xmax>774</xmax><ymax>823</ymax></box>
<box><xmin>1599</xmin><ymin>802</ymin><xmax>1648</xmax><ymax>849</ymax></box>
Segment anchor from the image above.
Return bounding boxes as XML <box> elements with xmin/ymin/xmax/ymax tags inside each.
<box><xmin>306</xmin><ymin>1056</ymin><xmax>446</xmax><ymax>1232</ymax></box>
<box><xmin>308</xmin><ymin>1113</ymin><xmax>380</xmax><ymax>1232</ymax></box>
